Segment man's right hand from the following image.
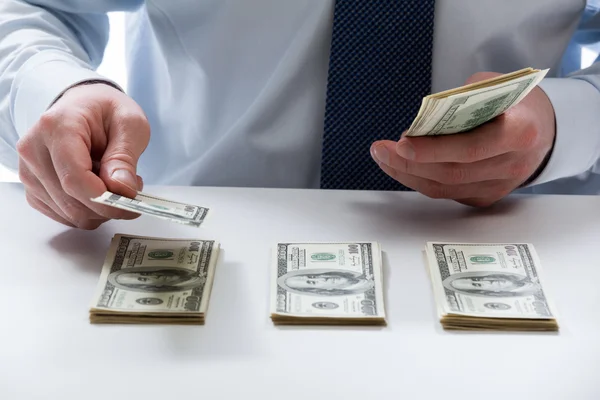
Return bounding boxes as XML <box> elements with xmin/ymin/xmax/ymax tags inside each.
<box><xmin>16</xmin><ymin>83</ymin><xmax>150</xmax><ymax>229</ymax></box>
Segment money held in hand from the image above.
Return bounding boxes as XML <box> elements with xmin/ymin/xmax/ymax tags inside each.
<box><xmin>270</xmin><ymin>242</ymin><xmax>386</xmax><ymax>325</ymax></box>
<box><xmin>91</xmin><ymin>191</ymin><xmax>210</xmax><ymax>227</ymax></box>
<box><xmin>89</xmin><ymin>234</ymin><xmax>220</xmax><ymax>324</ymax></box>
<box><xmin>425</xmin><ymin>242</ymin><xmax>558</xmax><ymax>331</ymax></box>
<box><xmin>405</xmin><ymin>67</ymin><xmax>548</xmax><ymax>137</ymax></box>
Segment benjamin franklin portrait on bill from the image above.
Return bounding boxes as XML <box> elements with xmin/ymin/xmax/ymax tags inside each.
<box><xmin>277</xmin><ymin>268</ymin><xmax>374</xmax><ymax>296</ymax></box>
<box><xmin>442</xmin><ymin>270</ymin><xmax>541</xmax><ymax>297</ymax></box>
<box><xmin>108</xmin><ymin>267</ymin><xmax>205</xmax><ymax>292</ymax></box>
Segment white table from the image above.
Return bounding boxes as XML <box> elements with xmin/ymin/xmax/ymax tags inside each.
<box><xmin>1</xmin><ymin>182</ymin><xmax>599</xmax><ymax>399</ymax></box>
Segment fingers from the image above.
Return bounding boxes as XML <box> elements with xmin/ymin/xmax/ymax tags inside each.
<box><xmin>396</xmin><ymin>113</ymin><xmax>539</xmax><ymax>163</ymax></box>
<box><xmin>463</xmin><ymin>71</ymin><xmax>503</xmax><ymax>86</ymax></box>
<box><xmin>20</xmin><ymin>158</ymin><xmax>106</xmax><ymax>228</ymax></box>
<box><xmin>29</xmin><ymin>154</ymin><xmax>110</xmax><ymax>229</ymax></box>
<box><xmin>25</xmin><ymin>192</ymin><xmax>75</xmax><ymax>227</ymax></box>
<box><xmin>99</xmin><ymin>106</ymin><xmax>151</xmax><ymax>198</ymax></box>
<box><xmin>19</xmin><ymin>126</ymin><xmax>133</xmax><ymax>228</ymax></box>
<box><xmin>455</xmin><ymin>197</ymin><xmax>502</xmax><ymax>208</ymax></box>
<box><xmin>46</xmin><ymin>128</ymin><xmax>140</xmax><ymax>221</ymax></box>
<box><xmin>17</xmin><ymin>83</ymin><xmax>150</xmax><ymax>229</ymax></box>
<box><xmin>375</xmin><ymin>160</ymin><xmax>512</xmax><ymax>202</ymax></box>
<box><xmin>371</xmin><ymin>141</ymin><xmax>530</xmax><ymax>185</ymax></box>
<box><xmin>19</xmin><ymin>159</ymin><xmax>74</xmax><ymax>226</ymax></box>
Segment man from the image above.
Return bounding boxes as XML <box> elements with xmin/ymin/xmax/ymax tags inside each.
<box><xmin>0</xmin><ymin>1</ymin><xmax>599</xmax><ymax>229</ymax></box>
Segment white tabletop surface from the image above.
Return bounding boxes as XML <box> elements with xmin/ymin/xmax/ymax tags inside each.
<box><xmin>1</xmin><ymin>182</ymin><xmax>599</xmax><ymax>399</ymax></box>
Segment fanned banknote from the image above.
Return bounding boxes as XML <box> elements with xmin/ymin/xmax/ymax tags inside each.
<box><xmin>424</xmin><ymin>242</ymin><xmax>558</xmax><ymax>331</ymax></box>
<box><xmin>405</xmin><ymin>68</ymin><xmax>548</xmax><ymax>137</ymax></box>
<box><xmin>91</xmin><ymin>191</ymin><xmax>210</xmax><ymax>227</ymax></box>
<box><xmin>89</xmin><ymin>234</ymin><xmax>220</xmax><ymax>324</ymax></box>
<box><xmin>270</xmin><ymin>242</ymin><xmax>386</xmax><ymax>325</ymax></box>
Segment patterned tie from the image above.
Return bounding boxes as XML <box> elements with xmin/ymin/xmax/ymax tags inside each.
<box><xmin>320</xmin><ymin>0</ymin><xmax>436</xmax><ymax>190</ymax></box>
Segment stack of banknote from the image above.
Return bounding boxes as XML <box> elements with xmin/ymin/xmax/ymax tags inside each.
<box><xmin>89</xmin><ymin>234</ymin><xmax>220</xmax><ymax>324</ymax></box>
<box><xmin>404</xmin><ymin>67</ymin><xmax>548</xmax><ymax>137</ymax></box>
<box><xmin>424</xmin><ymin>242</ymin><xmax>558</xmax><ymax>331</ymax></box>
<box><xmin>270</xmin><ymin>242</ymin><xmax>386</xmax><ymax>325</ymax></box>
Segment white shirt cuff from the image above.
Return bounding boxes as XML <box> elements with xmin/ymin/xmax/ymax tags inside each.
<box><xmin>527</xmin><ymin>77</ymin><xmax>600</xmax><ymax>186</ymax></box>
<box><xmin>12</xmin><ymin>50</ymin><xmax>123</xmax><ymax>137</ymax></box>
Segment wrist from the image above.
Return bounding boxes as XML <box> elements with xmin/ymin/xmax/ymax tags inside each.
<box><xmin>520</xmin><ymin>141</ymin><xmax>555</xmax><ymax>188</ymax></box>
<box><xmin>519</xmin><ymin>86</ymin><xmax>557</xmax><ymax>188</ymax></box>
<box><xmin>50</xmin><ymin>79</ymin><xmax>124</xmax><ymax>108</ymax></box>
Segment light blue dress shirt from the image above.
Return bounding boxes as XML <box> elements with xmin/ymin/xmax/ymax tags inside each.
<box><xmin>1</xmin><ymin>0</ymin><xmax>600</xmax><ymax>194</ymax></box>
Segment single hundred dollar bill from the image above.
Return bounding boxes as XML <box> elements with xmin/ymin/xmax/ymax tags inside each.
<box><xmin>89</xmin><ymin>234</ymin><xmax>220</xmax><ymax>324</ymax></box>
<box><xmin>425</xmin><ymin>242</ymin><xmax>557</xmax><ymax>322</ymax></box>
<box><xmin>405</xmin><ymin>68</ymin><xmax>548</xmax><ymax>137</ymax></box>
<box><xmin>270</xmin><ymin>242</ymin><xmax>386</xmax><ymax>325</ymax></box>
<box><xmin>91</xmin><ymin>191</ymin><xmax>209</xmax><ymax>227</ymax></box>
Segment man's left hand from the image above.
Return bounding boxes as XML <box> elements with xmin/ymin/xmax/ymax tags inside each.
<box><xmin>370</xmin><ymin>72</ymin><xmax>556</xmax><ymax>207</ymax></box>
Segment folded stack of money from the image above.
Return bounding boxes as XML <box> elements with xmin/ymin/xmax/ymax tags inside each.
<box><xmin>89</xmin><ymin>234</ymin><xmax>220</xmax><ymax>324</ymax></box>
<box><xmin>405</xmin><ymin>67</ymin><xmax>548</xmax><ymax>137</ymax></box>
<box><xmin>270</xmin><ymin>242</ymin><xmax>386</xmax><ymax>325</ymax></box>
<box><xmin>91</xmin><ymin>191</ymin><xmax>210</xmax><ymax>228</ymax></box>
<box><xmin>424</xmin><ymin>242</ymin><xmax>558</xmax><ymax>331</ymax></box>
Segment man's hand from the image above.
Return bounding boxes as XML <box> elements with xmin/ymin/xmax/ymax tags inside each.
<box><xmin>16</xmin><ymin>83</ymin><xmax>150</xmax><ymax>229</ymax></box>
<box><xmin>370</xmin><ymin>72</ymin><xmax>556</xmax><ymax>207</ymax></box>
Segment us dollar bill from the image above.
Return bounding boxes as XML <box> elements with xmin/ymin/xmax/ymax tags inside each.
<box><xmin>405</xmin><ymin>68</ymin><xmax>548</xmax><ymax>137</ymax></box>
<box><xmin>270</xmin><ymin>242</ymin><xmax>386</xmax><ymax>325</ymax></box>
<box><xmin>91</xmin><ymin>191</ymin><xmax>209</xmax><ymax>227</ymax></box>
<box><xmin>89</xmin><ymin>234</ymin><xmax>220</xmax><ymax>324</ymax></box>
<box><xmin>425</xmin><ymin>242</ymin><xmax>557</xmax><ymax>322</ymax></box>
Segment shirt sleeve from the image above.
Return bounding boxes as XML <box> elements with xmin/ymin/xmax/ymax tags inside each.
<box><xmin>0</xmin><ymin>0</ymin><xmax>143</xmax><ymax>172</ymax></box>
<box><xmin>527</xmin><ymin>4</ymin><xmax>600</xmax><ymax>187</ymax></box>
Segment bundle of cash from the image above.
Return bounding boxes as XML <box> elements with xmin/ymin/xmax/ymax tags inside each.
<box><xmin>424</xmin><ymin>242</ymin><xmax>558</xmax><ymax>331</ymax></box>
<box><xmin>89</xmin><ymin>234</ymin><xmax>220</xmax><ymax>324</ymax></box>
<box><xmin>91</xmin><ymin>191</ymin><xmax>210</xmax><ymax>227</ymax></box>
<box><xmin>270</xmin><ymin>242</ymin><xmax>386</xmax><ymax>325</ymax></box>
<box><xmin>405</xmin><ymin>67</ymin><xmax>548</xmax><ymax>137</ymax></box>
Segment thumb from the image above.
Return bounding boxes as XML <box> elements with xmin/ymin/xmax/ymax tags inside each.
<box><xmin>99</xmin><ymin>111</ymin><xmax>150</xmax><ymax>198</ymax></box>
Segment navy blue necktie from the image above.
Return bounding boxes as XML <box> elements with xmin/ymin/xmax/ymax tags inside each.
<box><xmin>320</xmin><ymin>0</ymin><xmax>436</xmax><ymax>190</ymax></box>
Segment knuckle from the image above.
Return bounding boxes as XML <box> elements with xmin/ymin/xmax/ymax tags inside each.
<box><xmin>60</xmin><ymin>198</ymin><xmax>90</xmax><ymax>226</ymax></box>
<box><xmin>465</xmin><ymin>144</ymin><xmax>489</xmax><ymax>162</ymax></box>
<box><xmin>118</xmin><ymin>111</ymin><xmax>150</xmax><ymax>137</ymax></box>
<box><xmin>37</xmin><ymin>111</ymin><xmax>61</xmax><ymax>132</ymax></box>
<box><xmin>442</xmin><ymin>165</ymin><xmax>469</xmax><ymax>185</ymax></box>
<box><xmin>59</xmin><ymin>172</ymin><xmax>82</xmax><ymax>198</ymax></box>
<box><xmin>422</xmin><ymin>182</ymin><xmax>449</xmax><ymax>199</ymax></box>
<box><xmin>515</xmin><ymin>124</ymin><xmax>539</xmax><ymax>150</ymax></box>
<box><xmin>18</xmin><ymin>167</ymin><xmax>35</xmax><ymax>187</ymax></box>
<box><xmin>499</xmin><ymin>183</ymin><xmax>517</xmax><ymax>197</ymax></box>
<box><xmin>485</xmin><ymin>183</ymin><xmax>514</xmax><ymax>203</ymax></box>
<box><xmin>507</xmin><ymin>161</ymin><xmax>531</xmax><ymax>181</ymax></box>
<box><xmin>120</xmin><ymin>111</ymin><xmax>146</xmax><ymax>127</ymax></box>
<box><xmin>25</xmin><ymin>192</ymin><xmax>38</xmax><ymax>209</ymax></box>
<box><xmin>395</xmin><ymin>156</ymin><xmax>411</xmax><ymax>175</ymax></box>
<box><xmin>16</xmin><ymin>135</ymin><xmax>36</xmax><ymax>159</ymax></box>
<box><xmin>103</xmin><ymin>145</ymin><xmax>139</xmax><ymax>166</ymax></box>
